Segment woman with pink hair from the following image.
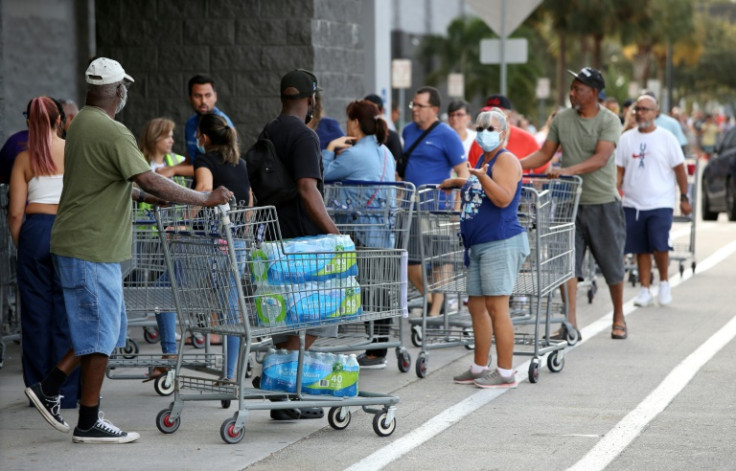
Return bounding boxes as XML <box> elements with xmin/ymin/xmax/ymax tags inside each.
<box><xmin>9</xmin><ymin>96</ymin><xmax>80</xmax><ymax>408</ymax></box>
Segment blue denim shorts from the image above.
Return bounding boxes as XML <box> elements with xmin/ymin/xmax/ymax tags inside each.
<box><xmin>53</xmin><ymin>255</ymin><xmax>127</xmax><ymax>356</ymax></box>
<box><xmin>466</xmin><ymin>232</ymin><xmax>530</xmax><ymax>296</ymax></box>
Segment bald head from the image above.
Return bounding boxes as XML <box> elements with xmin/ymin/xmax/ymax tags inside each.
<box><xmin>634</xmin><ymin>95</ymin><xmax>658</xmax><ymax>132</ymax></box>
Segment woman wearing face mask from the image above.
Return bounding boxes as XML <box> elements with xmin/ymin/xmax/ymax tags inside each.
<box><xmin>439</xmin><ymin>108</ymin><xmax>530</xmax><ymax>389</ymax></box>
<box><xmin>194</xmin><ymin>113</ymin><xmax>252</xmax><ymax>383</ymax></box>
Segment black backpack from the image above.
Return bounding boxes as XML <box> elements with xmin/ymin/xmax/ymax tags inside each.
<box><xmin>244</xmin><ymin>127</ymin><xmax>298</xmax><ymax>206</ymax></box>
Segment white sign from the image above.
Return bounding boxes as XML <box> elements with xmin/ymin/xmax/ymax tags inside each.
<box><xmin>628</xmin><ymin>82</ymin><xmax>640</xmax><ymax>99</ymax></box>
<box><xmin>467</xmin><ymin>0</ymin><xmax>542</xmax><ymax>38</ymax></box>
<box><xmin>391</xmin><ymin>59</ymin><xmax>412</xmax><ymax>89</ymax></box>
<box><xmin>536</xmin><ymin>78</ymin><xmax>550</xmax><ymax>99</ymax></box>
<box><xmin>480</xmin><ymin>38</ymin><xmax>528</xmax><ymax>64</ymax></box>
<box><xmin>448</xmin><ymin>73</ymin><xmax>465</xmax><ymax>98</ymax></box>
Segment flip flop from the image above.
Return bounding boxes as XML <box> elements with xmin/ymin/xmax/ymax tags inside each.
<box><xmin>611</xmin><ymin>323</ymin><xmax>628</xmax><ymax>340</ymax></box>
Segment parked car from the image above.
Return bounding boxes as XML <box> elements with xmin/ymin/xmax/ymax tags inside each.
<box><xmin>701</xmin><ymin>127</ymin><xmax>736</xmax><ymax>221</ymax></box>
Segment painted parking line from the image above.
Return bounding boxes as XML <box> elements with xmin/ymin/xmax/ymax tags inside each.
<box><xmin>344</xmin><ymin>238</ymin><xmax>736</xmax><ymax>471</ymax></box>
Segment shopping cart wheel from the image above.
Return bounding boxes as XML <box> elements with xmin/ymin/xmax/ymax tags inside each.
<box><xmin>628</xmin><ymin>271</ymin><xmax>637</xmax><ymax>287</ymax></box>
<box><xmin>327</xmin><ymin>407</ymin><xmax>351</xmax><ymax>430</ymax></box>
<box><xmin>190</xmin><ymin>333</ymin><xmax>206</xmax><ymax>349</ymax></box>
<box><xmin>462</xmin><ymin>328</ymin><xmax>475</xmax><ymax>350</ymax></box>
<box><xmin>397</xmin><ymin>349</ymin><xmax>411</xmax><ymax>373</ymax></box>
<box><xmin>156</xmin><ymin>408</ymin><xmax>180</xmax><ymax>434</ymax></box>
<box><xmin>587</xmin><ymin>288</ymin><xmax>595</xmax><ymax>304</ymax></box>
<box><xmin>679</xmin><ymin>263</ymin><xmax>685</xmax><ymax>278</ymax></box>
<box><xmin>547</xmin><ymin>351</ymin><xmax>565</xmax><ymax>373</ymax></box>
<box><xmin>691</xmin><ymin>261</ymin><xmax>696</xmax><ymax>273</ymax></box>
<box><xmin>121</xmin><ymin>338</ymin><xmax>139</xmax><ymax>359</ymax></box>
<box><xmin>143</xmin><ymin>327</ymin><xmax>160</xmax><ymax>344</ymax></box>
<box><xmin>220</xmin><ymin>417</ymin><xmax>245</xmax><ymax>444</ymax></box>
<box><xmin>372</xmin><ymin>412</ymin><xmax>396</xmax><ymax>437</ymax></box>
<box><xmin>154</xmin><ymin>374</ymin><xmax>175</xmax><ymax>396</ymax></box>
<box><xmin>410</xmin><ymin>325</ymin><xmax>422</xmax><ymax>348</ymax></box>
<box><xmin>415</xmin><ymin>354</ymin><xmax>427</xmax><ymax>378</ymax></box>
<box><xmin>221</xmin><ymin>399</ymin><xmax>231</xmax><ymax>409</ymax></box>
<box><xmin>528</xmin><ymin>358</ymin><xmax>540</xmax><ymax>383</ymax></box>
<box><xmin>0</xmin><ymin>341</ymin><xmax>4</xmax><ymax>369</ymax></box>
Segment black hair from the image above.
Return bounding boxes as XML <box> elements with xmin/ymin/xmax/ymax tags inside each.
<box><xmin>415</xmin><ymin>86</ymin><xmax>441</xmax><ymax>108</ymax></box>
<box><xmin>447</xmin><ymin>100</ymin><xmax>470</xmax><ymax>115</ymax></box>
<box><xmin>188</xmin><ymin>74</ymin><xmax>216</xmax><ymax>96</ymax></box>
<box><xmin>198</xmin><ymin>113</ymin><xmax>239</xmax><ymax>164</ymax></box>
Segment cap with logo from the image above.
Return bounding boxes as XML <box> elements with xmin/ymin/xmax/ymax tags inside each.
<box><xmin>280</xmin><ymin>69</ymin><xmax>322</xmax><ymax>99</ymax></box>
<box><xmin>567</xmin><ymin>67</ymin><xmax>605</xmax><ymax>91</ymax></box>
<box><xmin>85</xmin><ymin>57</ymin><xmax>134</xmax><ymax>85</ymax></box>
<box><xmin>481</xmin><ymin>94</ymin><xmax>512</xmax><ymax>112</ymax></box>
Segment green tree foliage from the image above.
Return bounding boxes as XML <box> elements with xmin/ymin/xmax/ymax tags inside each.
<box><xmin>417</xmin><ymin>17</ymin><xmax>542</xmax><ymax>117</ymax></box>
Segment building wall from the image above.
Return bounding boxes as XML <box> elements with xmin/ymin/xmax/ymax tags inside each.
<box><xmin>1</xmin><ymin>0</ymin><xmax>89</xmax><ymax>143</ymax></box>
<box><xmin>95</xmin><ymin>0</ymin><xmax>363</xmax><ymax>151</ymax></box>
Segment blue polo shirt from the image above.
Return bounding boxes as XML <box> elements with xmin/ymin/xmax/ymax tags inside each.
<box><xmin>184</xmin><ymin>107</ymin><xmax>234</xmax><ymax>163</ymax></box>
<box><xmin>402</xmin><ymin>121</ymin><xmax>466</xmax><ymax>187</ymax></box>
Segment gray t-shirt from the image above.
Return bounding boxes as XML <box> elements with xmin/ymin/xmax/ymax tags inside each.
<box><xmin>547</xmin><ymin>106</ymin><xmax>622</xmax><ymax>204</ymax></box>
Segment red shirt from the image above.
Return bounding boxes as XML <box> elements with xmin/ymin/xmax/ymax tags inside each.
<box><xmin>468</xmin><ymin>125</ymin><xmax>549</xmax><ymax>174</ymax></box>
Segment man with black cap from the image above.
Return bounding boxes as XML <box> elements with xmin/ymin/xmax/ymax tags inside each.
<box><xmin>520</xmin><ymin>66</ymin><xmax>626</xmax><ymax>341</ymax></box>
<box><xmin>467</xmin><ymin>95</ymin><xmax>546</xmax><ymax>173</ymax></box>
<box><xmin>256</xmin><ymin>69</ymin><xmax>338</xmax><ymax>420</ymax></box>
<box><xmin>24</xmin><ymin>57</ymin><xmax>234</xmax><ymax>444</ymax></box>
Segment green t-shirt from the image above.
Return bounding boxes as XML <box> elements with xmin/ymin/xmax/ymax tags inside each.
<box><xmin>547</xmin><ymin>106</ymin><xmax>622</xmax><ymax>204</ymax></box>
<box><xmin>51</xmin><ymin>106</ymin><xmax>151</xmax><ymax>262</ymax></box>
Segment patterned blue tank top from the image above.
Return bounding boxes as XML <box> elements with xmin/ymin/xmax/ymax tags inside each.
<box><xmin>459</xmin><ymin>148</ymin><xmax>525</xmax><ymax>248</ymax></box>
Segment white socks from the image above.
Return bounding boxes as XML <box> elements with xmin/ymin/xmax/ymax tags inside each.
<box><xmin>497</xmin><ymin>367</ymin><xmax>514</xmax><ymax>378</ymax></box>
<box><xmin>470</xmin><ymin>363</ymin><xmax>487</xmax><ymax>374</ymax></box>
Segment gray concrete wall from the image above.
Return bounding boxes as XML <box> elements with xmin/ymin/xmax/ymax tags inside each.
<box><xmin>95</xmin><ymin>0</ymin><xmax>363</xmax><ymax>152</ymax></box>
<box><xmin>1</xmin><ymin>0</ymin><xmax>87</xmax><ymax>144</ymax></box>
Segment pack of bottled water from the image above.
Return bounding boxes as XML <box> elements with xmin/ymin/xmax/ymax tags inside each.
<box><xmin>260</xmin><ymin>349</ymin><xmax>359</xmax><ymax>397</ymax></box>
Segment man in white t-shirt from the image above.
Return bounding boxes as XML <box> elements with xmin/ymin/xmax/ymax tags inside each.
<box><xmin>616</xmin><ymin>94</ymin><xmax>692</xmax><ymax>307</ymax></box>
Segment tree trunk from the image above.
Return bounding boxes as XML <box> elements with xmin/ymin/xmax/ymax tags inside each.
<box><xmin>593</xmin><ymin>34</ymin><xmax>603</xmax><ymax>70</ymax></box>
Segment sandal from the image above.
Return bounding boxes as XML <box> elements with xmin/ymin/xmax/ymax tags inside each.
<box><xmin>611</xmin><ymin>323</ymin><xmax>628</xmax><ymax>340</ymax></box>
<box><xmin>142</xmin><ymin>355</ymin><xmax>177</xmax><ymax>382</ymax></box>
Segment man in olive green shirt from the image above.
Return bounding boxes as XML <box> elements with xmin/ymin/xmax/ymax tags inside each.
<box><xmin>521</xmin><ymin>67</ymin><xmax>626</xmax><ymax>342</ymax></box>
<box><xmin>25</xmin><ymin>58</ymin><xmax>234</xmax><ymax>444</ymax></box>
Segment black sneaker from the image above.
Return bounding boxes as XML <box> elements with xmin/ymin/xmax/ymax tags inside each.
<box><xmin>72</xmin><ymin>414</ymin><xmax>140</xmax><ymax>443</ymax></box>
<box><xmin>24</xmin><ymin>383</ymin><xmax>70</xmax><ymax>433</ymax></box>
<box><xmin>356</xmin><ymin>353</ymin><xmax>387</xmax><ymax>370</ymax></box>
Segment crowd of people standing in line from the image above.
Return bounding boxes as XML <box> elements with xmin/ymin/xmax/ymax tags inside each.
<box><xmin>0</xmin><ymin>56</ymin><xmax>704</xmax><ymax>444</ymax></box>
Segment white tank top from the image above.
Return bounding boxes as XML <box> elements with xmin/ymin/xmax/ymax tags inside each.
<box><xmin>27</xmin><ymin>175</ymin><xmax>64</xmax><ymax>204</ymax></box>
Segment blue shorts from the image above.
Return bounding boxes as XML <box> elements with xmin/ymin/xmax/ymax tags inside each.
<box><xmin>624</xmin><ymin>207</ymin><xmax>673</xmax><ymax>254</ymax></box>
<box><xmin>53</xmin><ymin>255</ymin><xmax>127</xmax><ymax>356</ymax></box>
<box><xmin>466</xmin><ymin>232</ymin><xmax>530</xmax><ymax>297</ymax></box>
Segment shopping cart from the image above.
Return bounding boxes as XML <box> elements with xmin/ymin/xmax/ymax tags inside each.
<box><xmin>107</xmin><ymin>205</ymin><xmax>222</xmax><ymax>396</ymax></box>
<box><xmin>153</xmin><ymin>204</ymin><xmax>405</xmax><ymax>443</ymax></box>
<box><xmin>671</xmin><ymin>157</ymin><xmax>698</xmax><ymax>276</ymax></box>
<box><xmin>512</xmin><ymin>175</ymin><xmax>582</xmax><ymax>383</ymax></box>
<box><xmin>0</xmin><ymin>184</ymin><xmax>20</xmax><ymax>369</ymax></box>
<box><xmin>408</xmin><ymin>186</ymin><xmax>472</xmax><ymax>378</ymax></box>
<box><xmin>315</xmin><ymin>180</ymin><xmax>415</xmax><ymax>372</ymax></box>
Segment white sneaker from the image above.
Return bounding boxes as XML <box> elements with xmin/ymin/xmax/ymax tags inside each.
<box><xmin>658</xmin><ymin>281</ymin><xmax>672</xmax><ymax>306</ymax></box>
<box><xmin>634</xmin><ymin>288</ymin><xmax>653</xmax><ymax>307</ymax></box>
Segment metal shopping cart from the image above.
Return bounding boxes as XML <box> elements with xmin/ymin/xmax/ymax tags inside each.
<box><xmin>0</xmin><ymin>184</ymin><xmax>20</xmax><ymax>369</ymax></box>
<box><xmin>513</xmin><ymin>175</ymin><xmax>582</xmax><ymax>383</ymax></box>
<box><xmin>671</xmin><ymin>157</ymin><xmax>698</xmax><ymax>276</ymax></box>
<box><xmin>153</xmin><ymin>204</ymin><xmax>406</xmax><ymax>443</ymax></box>
<box><xmin>408</xmin><ymin>186</ymin><xmax>472</xmax><ymax>378</ymax></box>
<box><xmin>107</xmin><ymin>206</ymin><xmax>223</xmax><ymax>396</ymax></box>
<box><xmin>315</xmin><ymin>180</ymin><xmax>415</xmax><ymax>372</ymax></box>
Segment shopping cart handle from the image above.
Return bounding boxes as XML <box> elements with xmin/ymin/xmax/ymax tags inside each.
<box><xmin>217</xmin><ymin>203</ymin><xmax>231</xmax><ymax>214</ymax></box>
<box><xmin>526</xmin><ymin>173</ymin><xmax>578</xmax><ymax>181</ymax></box>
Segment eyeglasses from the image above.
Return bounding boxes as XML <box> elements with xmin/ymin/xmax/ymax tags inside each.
<box><xmin>634</xmin><ymin>106</ymin><xmax>655</xmax><ymax>112</ymax></box>
<box><xmin>409</xmin><ymin>102</ymin><xmax>432</xmax><ymax>110</ymax></box>
<box><xmin>476</xmin><ymin>126</ymin><xmax>497</xmax><ymax>132</ymax></box>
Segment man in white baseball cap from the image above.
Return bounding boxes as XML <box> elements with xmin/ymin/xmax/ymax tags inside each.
<box><xmin>85</xmin><ymin>57</ymin><xmax>135</xmax><ymax>85</ymax></box>
<box><xmin>24</xmin><ymin>57</ymin><xmax>234</xmax><ymax>444</ymax></box>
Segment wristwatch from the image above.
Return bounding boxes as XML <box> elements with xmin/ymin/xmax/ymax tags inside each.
<box><xmin>680</xmin><ymin>193</ymin><xmax>689</xmax><ymax>202</ymax></box>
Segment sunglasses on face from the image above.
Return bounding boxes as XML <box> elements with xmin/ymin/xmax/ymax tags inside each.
<box><xmin>476</xmin><ymin>125</ymin><xmax>497</xmax><ymax>132</ymax></box>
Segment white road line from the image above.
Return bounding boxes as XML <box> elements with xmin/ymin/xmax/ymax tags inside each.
<box><xmin>568</xmin><ymin>314</ymin><xmax>736</xmax><ymax>471</ymax></box>
<box><xmin>344</xmin><ymin>238</ymin><xmax>736</xmax><ymax>471</ymax></box>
